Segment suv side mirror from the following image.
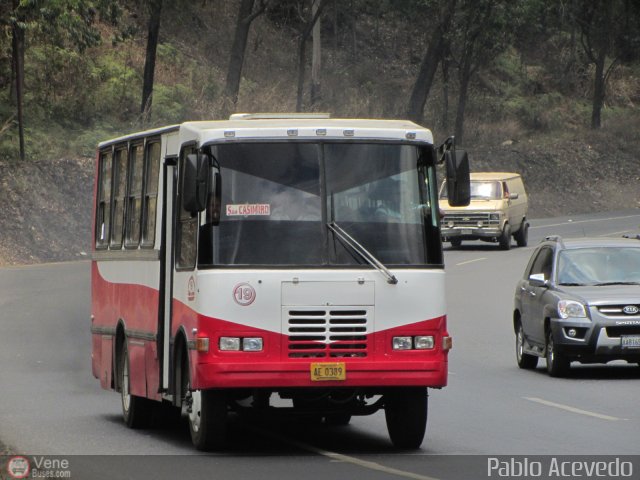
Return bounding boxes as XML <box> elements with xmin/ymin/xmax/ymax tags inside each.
<box><xmin>445</xmin><ymin>150</ymin><xmax>470</xmax><ymax>206</ymax></box>
<box><xmin>529</xmin><ymin>273</ymin><xmax>549</xmax><ymax>287</ymax></box>
<box><xmin>183</xmin><ymin>153</ymin><xmax>210</xmax><ymax>213</ymax></box>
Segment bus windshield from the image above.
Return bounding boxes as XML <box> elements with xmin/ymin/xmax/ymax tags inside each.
<box><xmin>200</xmin><ymin>142</ymin><xmax>435</xmax><ymax>267</ymax></box>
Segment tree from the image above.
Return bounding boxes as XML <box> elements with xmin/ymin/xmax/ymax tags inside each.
<box><xmin>4</xmin><ymin>0</ymin><xmax>109</xmax><ymax>160</ymax></box>
<box><xmin>11</xmin><ymin>0</ymin><xmax>25</xmax><ymax>160</ymax></box>
<box><xmin>572</xmin><ymin>0</ymin><xmax>640</xmax><ymax>129</ymax></box>
<box><xmin>224</xmin><ymin>0</ymin><xmax>271</xmax><ymax>111</ymax></box>
<box><xmin>295</xmin><ymin>0</ymin><xmax>326</xmax><ymax>112</ymax></box>
<box><xmin>450</xmin><ymin>0</ymin><xmax>514</xmax><ymax>143</ymax></box>
<box><xmin>141</xmin><ymin>0</ymin><xmax>163</xmax><ymax>119</ymax></box>
<box><xmin>406</xmin><ymin>0</ymin><xmax>457</xmax><ymax>123</ymax></box>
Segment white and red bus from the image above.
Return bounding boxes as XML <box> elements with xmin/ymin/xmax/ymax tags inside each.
<box><xmin>91</xmin><ymin>114</ymin><xmax>470</xmax><ymax>450</ymax></box>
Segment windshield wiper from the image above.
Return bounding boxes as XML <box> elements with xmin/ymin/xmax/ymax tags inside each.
<box><xmin>591</xmin><ymin>282</ymin><xmax>640</xmax><ymax>286</ymax></box>
<box><xmin>558</xmin><ymin>282</ymin><xmax>587</xmax><ymax>286</ymax></box>
<box><xmin>327</xmin><ymin>222</ymin><xmax>398</xmax><ymax>285</ymax></box>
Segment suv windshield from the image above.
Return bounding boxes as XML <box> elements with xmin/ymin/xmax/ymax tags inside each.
<box><xmin>199</xmin><ymin>142</ymin><xmax>440</xmax><ymax>267</ymax></box>
<box><xmin>557</xmin><ymin>247</ymin><xmax>640</xmax><ymax>285</ymax></box>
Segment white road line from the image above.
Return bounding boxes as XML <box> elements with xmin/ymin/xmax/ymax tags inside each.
<box><xmin>523</xmin><ymin>397</ymin><xmax>621</xmax><ymax>421</ymax></box>
<box><xmin>530</xmin><ymin>214</ymin><xmax>640</xmax><ymax>229</ymax></box>
<box><xmin>597</xmin><ymin>230</ymin><xmax>636</xmax><ymax>237</ymax></box>
<box><xmin>248</xmin><ymin>426</ymin><xmax>440</xmax><ymax>480</ymax></box>
<box><xmin>455</xmin><ymin>257</ymin><xmax>486</xmax><ymax>266</ymax></box>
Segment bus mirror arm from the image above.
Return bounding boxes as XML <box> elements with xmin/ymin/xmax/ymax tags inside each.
<box><xmin>183</xmin><ymin>153</ymin><xmax>210</xmax><ymax>213</ymax></box>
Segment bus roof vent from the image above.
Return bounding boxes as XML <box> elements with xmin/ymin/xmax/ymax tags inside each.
<box><xmin>229</xmin><ymin>113</ymin><xmax>331</xmax><ymax>120</ymax></box>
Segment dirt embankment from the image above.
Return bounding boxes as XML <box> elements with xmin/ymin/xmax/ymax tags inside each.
<box><xmin>0</xmin><ymin>157</ymin><xmax>94</xmax><ymax>265</ymax></box>
<box><xmin>0</xmin><ymin>133</ymin><xmax>638</xmax><ymax>266</ymax></box>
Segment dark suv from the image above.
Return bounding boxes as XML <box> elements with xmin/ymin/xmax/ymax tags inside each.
<box><xmin>513</xmin><ymin>236</ymin><xmax>640</xmax><ymax>376</ymax></box>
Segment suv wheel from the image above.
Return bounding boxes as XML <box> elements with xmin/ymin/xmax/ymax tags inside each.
<box><xmin>546</xmin><ymin>330</ymin><xmax>570</xmax><ymax>377</ymax></box>
<box><xmin>499</xmin><ymin>225</ymin><xmax>512</xmax><ymax>250</ymax></box>
<box><xmin>516</xmin><ymin>321</ymin><xmax>538</xmax><ymax>370</ymax></box>
<box><xmin>450</xmin><ymin>238</ymin><xmax>462</xmax><ymax>248</ymax></box>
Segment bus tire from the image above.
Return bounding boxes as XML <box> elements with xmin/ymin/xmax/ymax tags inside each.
<box><xmin>324</xmin><ymin>413</ymin><xmax>352</xmax><ymax>426</ymax></box>
<box><xmin>188</xmin><ymin>389</ymin><xmax>228</xmax><ymax>451</ymax></box>
<box><xmin>119</xmin><ymin>341</ymin><xmax>153</xmax><ymax>429</ymax></box>
<box><xmin>384</xmin><ymin>387</ymin><xmax>428</xmax><ymax>449</ymax></box>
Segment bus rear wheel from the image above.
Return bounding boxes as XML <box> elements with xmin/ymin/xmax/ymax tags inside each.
<box><xmin>384</xmin><ymin>387</ymin><xmax>428</xmax><ymax>449</ymax></box>
<box><xmin>119</xmin><ymin>341</ymin><xmax>153</xmax><ymax>429</ymax></box>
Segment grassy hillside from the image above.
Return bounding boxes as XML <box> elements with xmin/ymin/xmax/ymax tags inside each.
<box><xmin>0</xmin><ymin>1</ymin><xmax>639</xmax><ymax>264</ymax></box>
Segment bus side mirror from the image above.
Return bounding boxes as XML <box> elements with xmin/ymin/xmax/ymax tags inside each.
<box><xmin>445</xmin><ymin>150</ymin><xmax>470</xmax><ymax>207</ymax></box>
<box><xmin>183</xmin><ymin>153</ymin><xmax>210</xmax><ymax>213</ymax></box>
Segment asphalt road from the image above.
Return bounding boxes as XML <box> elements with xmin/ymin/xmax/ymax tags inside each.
<box><xmin>1</xmin><ymin>210</ymin><xmax>640</xmax><ymax>479</ymax></box>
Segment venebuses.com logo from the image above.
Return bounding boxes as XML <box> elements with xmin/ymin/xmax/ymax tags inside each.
<box><xmin>6</xmin><ymin>456</ymin><xmax>30</xmax><ymax>479</ymax></box>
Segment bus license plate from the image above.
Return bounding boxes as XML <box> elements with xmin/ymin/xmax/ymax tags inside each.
<box><xmin>311</xmin><ymin>362</ymin><xmax>346</xmax><ymax>381</ymax></box>
<box><xmin>621</xmin><ymin>335</ymin><xmax>640</xmax><ymax>348</ymax></box>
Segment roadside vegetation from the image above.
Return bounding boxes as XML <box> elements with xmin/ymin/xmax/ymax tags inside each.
<box><xmin>0</xmin><ymin>0</ymin><xmax>639</xmax><ymax>264</ymax></box>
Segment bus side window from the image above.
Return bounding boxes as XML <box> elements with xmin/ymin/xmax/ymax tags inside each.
<box><xmin>176</xmin><ymin>146</ymin><xmax>198</xmax><ymax>269</ymax></box>
<box><xmin>110</xmin><ymin>147</ymin><xmax>128</xmax><ymax>249</ymax></box>
<box><xmin>125</xmin><ymin>143</ymin><xmax>144</xmax><ymax>248</ymax></box>
<box><xmin>141</xmin><ymin>141</ymin><xmax>161</xmax><ymax>248</ymax></box>
<box><xmin>96</xmin><ymin>150</ymin><xmax>113</xmax><ymax>249</ymax></box>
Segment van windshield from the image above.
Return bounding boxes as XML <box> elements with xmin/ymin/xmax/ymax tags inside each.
<box><xmin>440</xmin><ymin>180</ymin><xmax>501</xmax><ymax>200</ymax></box>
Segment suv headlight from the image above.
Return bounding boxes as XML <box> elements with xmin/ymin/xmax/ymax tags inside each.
<box><xmin>558</xmin><ymin>300</ymin><xmax>587</xmax><ymax>319</ymax></box>
<box><xmin>489</xmin><ymin>213</ymin><xmax>501</xmax><ymax>221</ymax></box>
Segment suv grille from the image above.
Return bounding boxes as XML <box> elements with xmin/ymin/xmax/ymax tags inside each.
<box><xmin>285</xmin><ymin>308</ymin><xmax>370</xmax><ymax>358</ymax></box>
<box><xmin>606</xmin><ymin>326</ymin><xmax>640</xmax><ymax>337</ymax></box>
<box><xmin>597</xmin><ymin>305</ymin><xmax>640</xmax><ymax>317</ymax></box>
<box><xmin>442</xmin><ymin>212</ymin><xmax>499</xmax><ymax>227</ymax></box>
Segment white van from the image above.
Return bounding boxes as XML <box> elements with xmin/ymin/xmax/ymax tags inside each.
<box><xmin>439</xmin><ymin>172</ymin><xmax>528</xmax><ymax>250</ymax></box>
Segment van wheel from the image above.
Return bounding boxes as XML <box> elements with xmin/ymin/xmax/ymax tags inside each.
<box><xmin>385</xmin><ymin>387</ymin><xmax>428</xmax><ymax>449</ymax></box>
<box><xmin>119</xmin><ymin>341</ymin><xmax>153</xmax><ymax>429</ymax></box>
<box><xmin>499</xmin><ymin>225</ymin><xmax>512</xmax><ymax>250</ymax></box>
<box><xmin>450</xmin><ymin>238</ymin><xmax>462</xmax><ymax>248</ymax></box>
<box><xmin>515</xmin><ymin>222</ymin><xmax>529</xmax><ymax>247</ymax></box>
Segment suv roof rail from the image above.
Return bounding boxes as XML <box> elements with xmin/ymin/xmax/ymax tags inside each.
<box><xmin>544</xmin><ymin>235</ymin><xmax>565</xmax><ymax>247</ymax></box>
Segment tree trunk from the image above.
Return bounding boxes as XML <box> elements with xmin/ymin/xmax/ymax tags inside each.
<box><xmin>406</xmin><ymin>0</ymin><xmax>457</xmax><ymax>123</ymax></box>
<box><xmin>296</xmin><ymin>0</ymin><xmax>326</xmax><ymax>112</ymax></box>
<box><xmin>224</xmin><ymin>0</ymin><xmax>256</xmax><ymax>109</ymax></box>
<box><xmin>310</xmin><ymin>0</ymin><xmax>322</xmax><ymax>105</ymax></box>
<box><xmin>12</xmin><ymin>0</ymin><xmax>25</xmax><ymax>160</ymax></box>
<box><xmin>454</xmin><ymin>57</ymin><xmax>472</xmax><ymax>144</ymax></box>
<box><xmin>440</xmin><ymin>44</ymin><xmax>451</xmax><ymax>129</ymax></box>
<box><xmin>141</xmin><ymin>0</ymin><xmax>163</xmax><ymax>119</ymax></box>
<box><xmin>591</xmin><ymin>50</ymin><xmax>606</xmax><ymax>129</ymax></box>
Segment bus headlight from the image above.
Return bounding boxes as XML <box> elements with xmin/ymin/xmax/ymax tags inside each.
<box><xmin>242</xmin><ymin>337</ymin><xmax>263</xmax><ymax>352</ymax></box>
<box><xmin>414</xmin><ymin>336</ymin><xmax>435</xmax><ymax>349</ymax></box>
<box><xmin>392</xmin><ymin>336</ymin><xmax>413</xmax><ymax>350</ymax></box>
<box><xmin>219</xmin><ymin>337</ymin><xmax>241</xmax><ymax>351</ymax></box>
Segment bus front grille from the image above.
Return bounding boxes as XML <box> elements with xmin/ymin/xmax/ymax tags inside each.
<box><xmin>285</xmin><ymin>308</ymin><xmax>370</xmax><ymax>358</ymax></box>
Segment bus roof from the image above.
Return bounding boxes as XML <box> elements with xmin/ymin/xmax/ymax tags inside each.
<box><xmin>98</xmin><ymin>116</ymin><xmax>434</xmax><ymax>148</ymax></box>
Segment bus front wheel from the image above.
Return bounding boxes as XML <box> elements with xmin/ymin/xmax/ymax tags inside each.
<box><xmin>119</xmin><ymin>341</ymin><xmax>153</xmax><ymax>429</ymax></box>
<box><xmin>384</xmin><ymin>387</ymin><xmax>428</xmax><ymax>449</ymax></box>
